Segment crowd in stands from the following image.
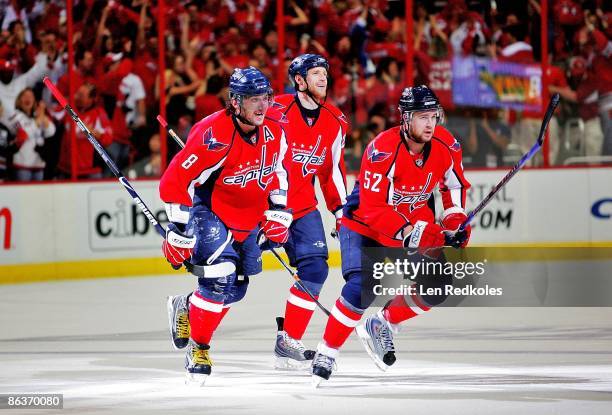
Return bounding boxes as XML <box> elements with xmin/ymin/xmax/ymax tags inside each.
<box><xmin>0</xmin><ymin>0</ymin><xmax>610</xmax><ymax>182</ymax></box>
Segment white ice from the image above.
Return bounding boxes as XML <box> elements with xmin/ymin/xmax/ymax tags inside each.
<box><xmin>1</xmin><ymin>268</ymin><xmax>611</xmax><ymax>414</ymax></box>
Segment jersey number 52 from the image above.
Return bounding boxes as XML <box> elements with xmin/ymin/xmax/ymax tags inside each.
<box><xmin>363</xmin><ymin>171</ymin><xmax>382</xmax><ymax>192</ymax></box>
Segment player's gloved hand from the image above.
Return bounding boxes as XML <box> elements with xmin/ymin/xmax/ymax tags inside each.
<box><xmin>402</xmin><ymin>221</ymin><xmax>446</xmax><ymax>259</ymax></box>
<box><xmin>256</xmin><ymin>233</ymin><xmax>282</xmax><ymax>251</ymax></box>
<box><xmin>261</xmin><ymin>208</ymin><xmax>293</xmax><ymax>244</ymax></box>
<box><xmin>440</xmin><ymin>208</ymin><xmax>471</xmax><ymax>249</ymax></box>
<box><xmin>330</xmin><ymin>210</ymin><xmax>343</xmax><ymax>239</ymax></box>
<box><xmin>162</xmin><ymin>223</ymin><xmax>196</xmax><ymax>270</ymax></box>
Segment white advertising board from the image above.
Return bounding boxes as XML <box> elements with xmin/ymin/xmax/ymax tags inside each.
<box><xmin>1</xmin><ymin>168</ymin><xmax>611</xmax><ymax>272</ymax></box>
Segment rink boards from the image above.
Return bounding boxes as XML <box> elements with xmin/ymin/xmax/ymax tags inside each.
<box><xmin>1</xmin><ymin>168</ymin><xmax>611</xmax><ymax>282</ymax></box>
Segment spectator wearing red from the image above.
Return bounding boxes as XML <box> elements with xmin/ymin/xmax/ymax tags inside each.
<box><xmin>366</xmin><ymin>57</ymin><xmax>403</xmax><ymax>124</ymax></box>
<box><xmin>557</xmin><ymin>56</ymin><xmax>605</xmax><ymax>157</ymax></box>
<box><xmin>194</xmin><ymin>75</ymin><xmax>225</xmax><ymax>121</ymax></box>
<box><xmin>231</xmin><ymin>0</ymin><xmax>264</xmax><ymax>40</ymax></box>
<box><xmin>108</xmin><ymin>71</ymin><xmax>146</xmax><ymax>174</ymax></box>
<box><xmin>0</xmin><ymin>20</ymin><xmax>37</xmax><ymax>74</ymax></box>
<box><xmin>217</xmin><ymin>28</ymin><xmax>250</xmax><ymax>73</ymax></box>
<box><xmin>450</xmin><ymin>11</ymin><xmax>489</xmax><ymax>56</ymax></box>
<box><xmin>57</xmin><ymin>48</ymin><xmax>99</xmax><ymax>97</ymax></box>
<box><xmin>497</xmin><ymin>23</ymin><xmax>544</xmax><ymax>164</ymax></box>
<box><xmin>497</xmin><ymin>23</ymin><xmax>534</xmax><ymax>63</ymax></box>
<box><xmin>435</xmin><ymin>0</ymin><xmax>468</xmax><ymax>51</ymax></box>
<box><xmin>58</xmin><ymin>83</ymin><xmax>113</xmax><ymax>179</ymax></box>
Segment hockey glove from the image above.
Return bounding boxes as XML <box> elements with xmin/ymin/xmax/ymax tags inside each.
<box><xmin>440</xmin><ymin>208</ymin><xmax>471</xmax><ymax>249</ymax></box>
<box><xmin>261</xmin><ymin>208</ymin><xmax>293</xmax><ymax>244</ymax></box>
<box><xmin>162</xmin><ymin>223</ymin><xmax>196</xmax><ymax>269</ymax></box>
<box><xmin>330</xmin><ymin>210</ymin><xmax>343</xmax><ymax>239</ymax></box>
<box><xmin>402</xmin><ymin>221</ymin><xmax>446</xmax><ymax>259</ymax></box>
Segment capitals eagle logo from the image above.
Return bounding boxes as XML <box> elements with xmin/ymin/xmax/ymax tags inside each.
<box><xmin>203</xmin><ymin>127</ymin><xmax>228</xmax><ymax>151</ymax></box>
<box><xmin>367</xmin><ymin>145</ymin><xmax>392</xmax><ymax>163</ymax></box>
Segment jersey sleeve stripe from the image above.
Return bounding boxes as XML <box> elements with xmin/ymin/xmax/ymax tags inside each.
<box><xmin>187</xmin><ymin>156</ymin><xmax>227</xmax><ymax>202</ymax></box>
<box><xmin>273</xmin><ymin>130</ymin><xmax>289</xmax><ymax>206</ymax></box>
<box><xmin>330</xmin><ymin>127</ymin><xmax>347</xmax><ymax>204</ymax></box>
<box><xmin>386</xmin><ymin>161</ymin><xmax>396</xmax><ymax>205</ymax></box>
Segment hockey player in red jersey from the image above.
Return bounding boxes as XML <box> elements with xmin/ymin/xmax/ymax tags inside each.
<box><xmin>165</xmin><ymin>54</ymin><xmax>349</xmax><ymax>371</ymax></box>
<box><xmin>311</xmin><ymin>85</ymin><xmax>471</xmax><ymax>386</ymax></box>
<box><xmin>269</xmin><ymin>54</ymin><xmax>348</xmax><ymax>369</ymax></box>
<box><xmin>159</xmin><ymin>67</ymin><xmax>291</xmax><ymax>385</ymax></box>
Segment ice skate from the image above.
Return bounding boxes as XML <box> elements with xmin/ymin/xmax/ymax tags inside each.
<box><xmin>311</xmin><ymin>342</ymin><xmax>339</xmax><ymax>388</ymax></box>
<box><xmin>273</xmin><ymin>317</ymin><xmax>315</xmax><ymax>370</ymax></box>
<box><xmin>167</xmin><ymin>294</ymin><xmax>190</xmax><ymax>350</ymax></box>
<box><xmin>356</xmin><ymin>310</ymin><xmax>396</xmax><ymax>371</ymax></box>
<box><xmin>184</xmin><ymin>340</ymin><xmax>212</xmax><ymax>386</ymax></box>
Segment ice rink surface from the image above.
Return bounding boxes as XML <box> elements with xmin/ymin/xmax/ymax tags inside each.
<box><xmin>1</xmin><ymin>268</ymin><xmax>612</xmax><ymax>414</ymax></box>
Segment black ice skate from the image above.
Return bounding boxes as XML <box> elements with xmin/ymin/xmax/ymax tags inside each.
<box><xmin>185</xmin><ymin>340</ymin><xmax>213</xmax><ymax>386</ymax></box>
<box><xmin>167</xmin><ymin>293</ymin><xmax>190</xmax><ymax>350</ymax></box>
<box><xmin>274</xmin><ymin>317</ymin><xmax>315</xmax><ymax>370</ymax></box>
<box><xmin>311</xmin><ymin>342</ymin><xmax>339</xmax><ymax>388</ymax></box>
<box><xmin>356</xmin><ymin>310</ymin><xmax>397</xmax><ymax>371</ymax></box>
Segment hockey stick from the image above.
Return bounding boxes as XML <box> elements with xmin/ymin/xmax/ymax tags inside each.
<box><xmin>156</xmin><ymin>115</ymin><xmax>332</xmax><ymax>316</ymax></box>
<box><xmin>459</xmin><ymin>93</ymin><xmax>560</xmax><ymax>232</ymax></box>
<box><xmin>43</xmin><ymin>77</ymin><xmax>228</xmax><ymax>278</ymax></box>
<box><xmin>269</xmin><ymin>247</ymin><xmax>332</xmax><ymax>316</ymax></box>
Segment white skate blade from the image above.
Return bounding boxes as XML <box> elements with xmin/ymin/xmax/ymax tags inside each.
<box><xmin>166</xmin><ymin>296</ymin><xmax>181</xmax><ymax>351</ymax></box>
<box><xmin>311</xmin><ymin>375</ymin><xmax>324</xmax><ymax>389</ymax></box>
<box><xmin>274</xmin><ymin>355</ymin><xmax>311</xmax><ymax>371</ymax></box>
<box><xmin>355</xmin><ymin>325</ymin><xmax>390</xmax><ymax>372</ymax></box>
<box><xmin>185</xmin><ymin>372</ymin><xmax>208</xmax><ymax>387</ymax></box>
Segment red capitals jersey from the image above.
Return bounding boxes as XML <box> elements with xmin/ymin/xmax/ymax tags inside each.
<box><xmin>58</xmin><ymin>106</ymin><xmax>113</xmax><ymax>176</ymax></box>
<box><xmin>159</xmin><ymin>110</ymin><xmax>288</xmax><ymax>242</ymax></box>
<box><xmin>274</xmin><ymin>94</ymin><xmax>348</xmax><ymax>219</ymax></box>
<box><xmin>343</xmin><ymin>125</ymin><xmax>470</xmax><ymax>247</ymax></box>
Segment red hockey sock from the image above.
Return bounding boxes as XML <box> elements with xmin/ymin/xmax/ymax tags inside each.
<box><xmin>188</xmin><ymin>292</ymin><xmax>224</xmax><ymax>345</ymax></box>
<box><xmin>383</xmin><ymin>293</ymin><xmax>430</xmax><ymax>325</ymax></box>
<box><xmin>322</xmin><ymin>299</ymin><xmax>363</xmax><ymax>349</ymax></box>
<box><xmin>283</xmin><ymin>285</ymin><xmax>317</xmax><ymax>340</ymax></box>
<box><xmin>213</xmin><ymin>306</ymin><xmax>231</xmax><ymax>331</ymax></box>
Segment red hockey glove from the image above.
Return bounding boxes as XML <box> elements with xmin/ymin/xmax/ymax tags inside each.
<box><xmin>440</xmin><ymin>208</ymin><xmax>471</xmax><ymax>248</ymax></box>
<box><xmin>402</xmin><ymin>221</ymin><xmax>446</xmax><ymax>259</ymax></box>
<box><xmin>261</xmin><ymin>209</ymin><xmax>293</xmax><ymax>244</ymax></box>
<box><xmin>162</xmin><ymin>223</ymin><xmax>196</xmax><ymax>269</ymax></box>
<box><xmin>330</xmin><ymin>210</ymin><xmax>343</xmax><ymax>239</ymax></box>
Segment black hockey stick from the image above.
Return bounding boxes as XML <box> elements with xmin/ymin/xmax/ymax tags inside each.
<box><xmin>44</xmin><ymin>77</ymin><xmax>227</xmax><ymax>278</ymax></box>
<box><xmin>156</xmin><ymin>115</ymin><xmax>332</xmax><ymax>316</ymax></box>
<box><xmin>269</xmin><ymin>247</ymin><xmax>332</xmax><ymax>316</ymax></box>
<box><xmin>459</xmin><ymin>93</ymin><xmax>561</xmax><ymax>232</ymax></box>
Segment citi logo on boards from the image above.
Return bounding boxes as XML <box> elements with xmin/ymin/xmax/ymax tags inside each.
<box><xmin>591</xmin><ymin>198</ymin><xmax>612</xmax><ymax>219</ymax></box>
<box><xmin>94</xmin><ymin>200</ymin><xmax>167</xmax><ymax>238</ymax></box>
<box><xmin>0</xmin><ymin>207</ymin><xmax>11</xmax><ymax>250</ymax></box>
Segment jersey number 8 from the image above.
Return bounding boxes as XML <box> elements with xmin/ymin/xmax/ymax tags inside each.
<box><xmin>181</xmin><ymin>154</ymin><xmax>198</xmax><ymax>169</ymax></box>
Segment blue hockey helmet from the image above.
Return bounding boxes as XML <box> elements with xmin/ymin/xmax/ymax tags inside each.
<box><xmin>288</xmin><ymin>54</ymin><xmax>329</xmax><ymax>85</ymax></box>
<box><xmin>228</xmin><ymin>66</ymin><xmax>273</xmax><ymax>103</ymax></box>
<box><xmin>398</xmin><ymin>85</ymin><xmax>444</xmax><ymax>125</ymax></box>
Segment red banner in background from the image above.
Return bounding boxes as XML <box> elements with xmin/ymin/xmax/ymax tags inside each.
<box><xmin>428</xmin><ymin>59</ymin><xmax>453</xmax><ymax>110</ymax></box>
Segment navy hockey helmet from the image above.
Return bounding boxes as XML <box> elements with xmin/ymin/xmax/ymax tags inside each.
<box><xmin>288</xmin><ymin>54</ymin><xmax>329</xmax><ymax>85</ymax></box>
<box><xmin>228</xmin><ymin>66</ymin><xmax>273</xmax><ymax>103</ymax></box>
<box><xmin>398</xmin><ymin>85</ymin><xmax>444</xmax><ymax>126</ymax></box>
